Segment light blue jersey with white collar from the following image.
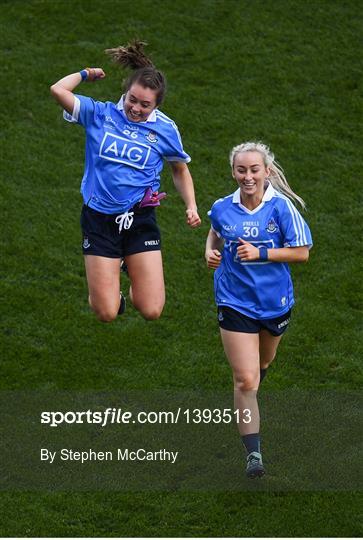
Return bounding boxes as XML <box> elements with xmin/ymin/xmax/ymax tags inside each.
<box><xmin>63</xmin><ymin>95</ymin><xmax>190</xmax><ymax>214</ymax></box>
<box><xmin>208</xmin><ymin>183</ymin><xmax>313</xmax><ymax>319</ymax></box>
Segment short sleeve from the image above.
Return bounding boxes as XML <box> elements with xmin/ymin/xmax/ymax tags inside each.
<box><xmin>63</xmin><ymin>95</ymin><xmax>105</xmax><ymax>127</ymax></box>
<box><xmin>207</xmin><ymin>202</ymin><xmax>223</xmax><ymax>237</ymax></box>
<box><xmin>162</xmin><ymin>122</ymin><xmax>191</xmax><ymax>163</ymax></box>
<box><xmin>279</xmin><ymin>199</ymin><xmax>313</xmax><ymax>248</ymax></box>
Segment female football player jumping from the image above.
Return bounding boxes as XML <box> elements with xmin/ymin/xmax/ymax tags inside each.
<box><xmin>50</xmin><ymin>40</ymin><xmax>201</xmax><ymax>322</ymax></box>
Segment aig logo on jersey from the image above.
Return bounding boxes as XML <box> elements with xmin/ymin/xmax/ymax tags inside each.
<box><xmin>99</xmin><ymin>132</ymin><xmax>151</xmax><ymax>169</ymax></box>
<box><xmin>266</xmin><ymin>218</ymin><xmax>279</xmax><ymax>233</ymax></box>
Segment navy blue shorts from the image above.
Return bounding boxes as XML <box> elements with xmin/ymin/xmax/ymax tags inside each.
<box><xmin>80</xmin><ymin>204</ymin><xmax>161</xmax><ymax>258</ymax></box>
<box><xmin>218</xmin><ymin>306</ymin><xmax>292</xmax><ymax>336</ymax></box>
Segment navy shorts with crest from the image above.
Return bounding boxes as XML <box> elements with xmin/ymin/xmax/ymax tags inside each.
<box><xmin>80</xmin><ymin>204</ymin><xmax>161</xmax><ymax>258</ymax></box>
<box><xmin>218</xmin><ymin>306</ymin><xmax>291</xmax><ymax>336</ymax></box>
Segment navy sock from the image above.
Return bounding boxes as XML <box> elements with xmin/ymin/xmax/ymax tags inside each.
<box><xmin>241</xmin><ymin>433</ymin><xmax>261</xmax><ymax>454</ymax></box>
<box><xmin>260</xmin><ymin>368</ymin><xmax>267</xmax><ymax>383</ymax></box>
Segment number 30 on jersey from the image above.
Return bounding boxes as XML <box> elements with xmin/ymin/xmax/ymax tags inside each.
<box><xmin>243</xmin><ymin>226</ymin><xmax>259</xmax><ymax>238</ymax></box>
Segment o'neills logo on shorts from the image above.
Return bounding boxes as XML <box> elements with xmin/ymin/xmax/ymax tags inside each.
<box><xmin>278</xmin><ymin>317</ymin><xmax>290</xmax><ymax>329</ymax></box>
<box><xmin>144</xmin><ymin>240</ymin><xmax>160</xmax><ymax>246</ymax></box>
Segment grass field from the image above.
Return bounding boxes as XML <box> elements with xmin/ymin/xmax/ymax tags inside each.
<box><xmin>0</xmin><ymin>0</ymin><xmax>362</xmax><ymax>536</ymax></box>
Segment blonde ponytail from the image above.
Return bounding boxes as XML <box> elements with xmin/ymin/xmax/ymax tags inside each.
<box><xmin>229</xmin><ymin>141</ymin><xmax>306</xmax><ymax>209</ymax></box>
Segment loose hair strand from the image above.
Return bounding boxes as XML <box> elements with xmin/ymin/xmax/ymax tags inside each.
<box><xmin>230</xmin><ymin>141</ymin><xmax>306</xmax><ymax>209</ymax></box>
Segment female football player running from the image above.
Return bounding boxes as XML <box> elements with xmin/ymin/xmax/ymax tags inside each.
<box><xmin>206</xmin><ymin>141</ymin><xmax>312</xmax><ymax>478</ymax></box>
<box><xmin>50</xmin><ymin>41</ymin><xmax>201</xmax><ymax>322</ymax></box>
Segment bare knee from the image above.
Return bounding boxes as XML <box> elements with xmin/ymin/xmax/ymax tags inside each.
<box><xmin>259</xmin><ymin>331</ymin><xmax>282</xmax><ymax>369</ymax></box>
<box><xmin>94</xmin><ymin>308</ymin><xmax>118</xmax><ymax>322</ymax></box>
<box><xmin>139</xmin><ymin>304</ymin><xmax>164</xmax><ymax>321</ymax></box>
<box><xmin>130</xmin><ymin>289</ymin><xmax>164</xmax><ymax>320</ymax></box>
<box><xmin>234</xmin><ymin>371</ymin><xmax>259</xmax><ymax>392</ymax></box>
<box><xmin>89</xmin><ymin>297</ymin><xmax>118</xmax><ymax>322</ymax></box>
<box><xmin>260</xmin><ymin>348</ymin><xmax>278</xmax><ymax>369</ymax></box>
<box><xmin>260</xmin><ymin>354</ymin><xmax>276</xmax><ymax>369</ymax></box>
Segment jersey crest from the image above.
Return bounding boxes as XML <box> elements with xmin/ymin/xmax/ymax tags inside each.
<box><xmin>266</xmin><ymin>217</ymin><xmax>279</xmax><ymax>233</ymax></box>
<box><xmin>146</xmin><ymin>131</ymin><xmax>158</xmax><ymax>143</ymax></box>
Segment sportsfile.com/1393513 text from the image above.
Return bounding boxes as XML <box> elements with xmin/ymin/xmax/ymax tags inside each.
<box><xmin>40</xmin><ymin>407</ymin><xmax>252</xmax><ymax>427</ymax></box>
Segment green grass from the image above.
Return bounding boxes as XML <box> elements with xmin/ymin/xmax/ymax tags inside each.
<box><xmin>0</xmin><ymin>0</ymin><xmax>362</xmax><ymax>536</ymax></box>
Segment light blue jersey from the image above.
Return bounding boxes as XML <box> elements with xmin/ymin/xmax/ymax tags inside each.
<box><xmin>63</xmin><ymin>95</ymin><xmax>190</xmax><ymax>214</ymax></box>
<box><xmin>208</xmin><ymin>183</ymin><xmax>313</xmax><ymax>319</ymax></box>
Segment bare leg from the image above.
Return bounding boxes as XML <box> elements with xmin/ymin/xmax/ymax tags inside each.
<box><xmin>84</xmin><ymin>255</ymin><xmax>121</xmax><ymax>322</ymax></box>
<box><xmin>259</xmin><ymin>330</ymin><xmax>283</xmax><ymax>369</ymax></box>
<box><xmin>220</xmin><ymin>329</ymin><xmax>260</xmax><ymax>436</ymax></box>
<box><xmin>125</xmin><ymin>251</ymin><xmax>165</xmax><ymax>320</ymax></box>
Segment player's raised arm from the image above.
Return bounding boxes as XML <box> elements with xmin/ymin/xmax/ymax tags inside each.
<box><xmin>50</xmin><ymin>40</ymin><xmax>201</xmax><ymax>324</ymax></box>
<box><xmin>50</xmin><ymin>68</ymin><xmax>105</xmax><ymax>114</ymax></box>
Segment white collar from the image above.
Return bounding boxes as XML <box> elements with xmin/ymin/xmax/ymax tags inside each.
<box><xmin>116</xmin><ymin>95</ymin><xmax>157</xmax><ymax>123</ymax></box>
<box><xmin>232</xmin><ymin>182</ymin><xmax>275</xmax><ymax>213</ymax></box>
